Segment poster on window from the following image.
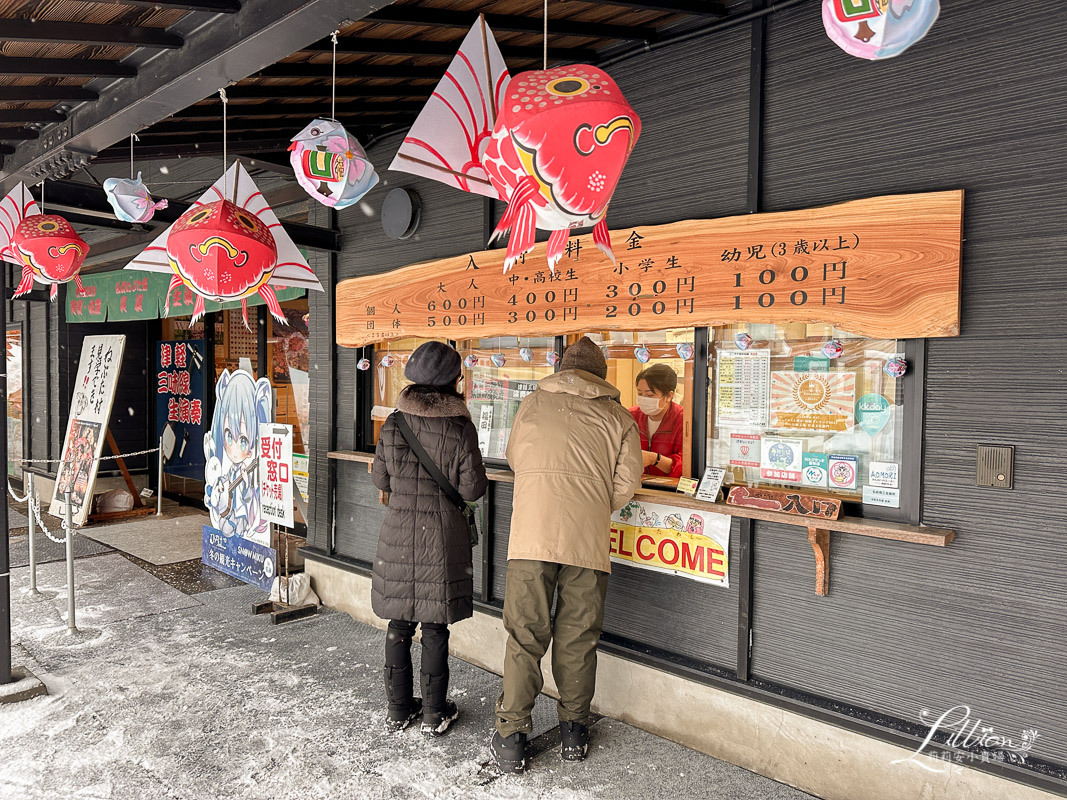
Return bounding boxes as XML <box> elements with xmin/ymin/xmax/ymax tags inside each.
<box><xmin>6</xmin><ymin>327</ymin><xmax>22</xmax><ymax>478</ymax></box>
<box><xmin>770</xmin><ymin>371</ymin><xmax>855</xmax><ymax>433</ymax></box>
<box><xmin>50</xmin><ymin>335</ymin><xmax>126</xmax><ymax>524</ymax></box>
<box><xmin>259</xmin><ymin>424</ymin><xmax>294</xmax><ymax>529</ymax></box>
<box><xmin>156</xmin><ymin>340</ymin><xmax>206</xmax><ymax>479</ymax></box>
<box><xmin>760</xmin><ymin>436</ymin><xmax>804</xmax><ymax>483</ymax></box>
<box><xmin>610</xmin><ymin>499</ymin><xmax>729</xmax><ymax>587</ymax></box>
<box><xmin>716</xmin><ymin>349</ymin><xmax>770</xmax><ymax>427</ymax></box>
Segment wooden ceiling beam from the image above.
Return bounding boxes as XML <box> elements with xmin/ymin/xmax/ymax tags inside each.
<box><xmin>172</xmin><ymin>100</ymin><xmax>424</xmax><ymax>119</ymax></box>
<box><xmin>363</xmin><ymin>8</ymin><xmax>657</xmax><ymax>43</ymax></box>
<box><xmin>93</xmin><ymin>136</ymin><xmax>292</xmax><ymax>162</ymax></box>
<box><xmin>0</xmin><ymin>20</ymin><xmax>184</xmax><ymax>50</ymax></box>
<box><xmin>140</xmin><ymin>115</ymin><xmax>408</xmax><ymax>137</ymax></box>
<box><xmin>254</xmin><ymin>62</ymin><xmax>443</xmax><ymax>80</ymax></box>
<box><xmin>0</xmin><ymin>86</ymin><xmax>100</xmax><ymax>102</ymax></box>
<box><xmin>0</xmin><ymin>128</ymin><xmax>38</xmax><ymax>141</ymax></box>
<box><xmin>0</xmin><ymin>57</ymin><xmax>137</xmax><ymax>78</ymax></box>
<box><xmin>589</xmin><ymin>0</ymin><xmax>727</xmax><ymax>15</ymax></box>
<box><xmin>87</xmin><ymin>0</ymin><xmax>241</xmax><ymax>12</ymax></box>
<box><xmin>0</xmin><ymin>109</ymin><xmax>66</xmax><ymax>124</ymax></box>
<box><xmin>302</xmin><ymin>37</ymin><xmax>596</xmax><ymax>63</ymax></box>
<box><xmin>221</xmin><ymin>84</ymin><xmax>428</xmax><ymax>100</ymax></box>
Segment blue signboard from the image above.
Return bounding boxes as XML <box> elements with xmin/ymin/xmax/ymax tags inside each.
<box><xmin>202</xmin><ymin>525</ymin><xmax>277</xmax><ymax>591</ymax></box>
<box><xmin>156</xmin><ymin>340</ymin><xmax>206</xmax><ymax>479</ymax></box>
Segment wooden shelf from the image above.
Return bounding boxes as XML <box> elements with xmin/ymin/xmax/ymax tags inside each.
<box><xmin>328</xmin><ymin>449</ymin><xmax>955</xmax><ymax>595</ymax></box>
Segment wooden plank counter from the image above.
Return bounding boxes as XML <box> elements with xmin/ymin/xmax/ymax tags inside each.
<box><xmin>329</xmin><ymin>449</ymin><xmax>955</xmax><ymax>595</ymax></box>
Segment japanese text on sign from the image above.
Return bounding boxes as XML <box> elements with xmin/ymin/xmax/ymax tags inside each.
<box><xmin>258</xmin><ymin>424</ymin><xmax>294</xmax><ymax>528</ymax></box>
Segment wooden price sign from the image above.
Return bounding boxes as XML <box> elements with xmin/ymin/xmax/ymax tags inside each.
<box><xmin>336</xmin><ymin>191</ymin><xmax>963</xmax><ymax>348</ymax></box>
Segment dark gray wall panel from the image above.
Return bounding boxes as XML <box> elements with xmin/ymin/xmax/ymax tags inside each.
<box><xmin>333</xmin><ymin>461</ymin><xmax>384</xmax><ymax>562</ymax></box>
<box><xmin>752</xmin><ymin>0</ymin><xmax>1067</xmax><ymax>765</ymax></box>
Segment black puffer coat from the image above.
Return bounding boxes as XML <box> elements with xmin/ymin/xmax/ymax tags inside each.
<box><xmin>371</xmin><ymin>385</ymin><xmax>488</xmax><ymax>624</ymax></box>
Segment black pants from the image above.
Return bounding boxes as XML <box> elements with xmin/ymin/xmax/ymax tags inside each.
<box><xmin>385</xmin><ymin>620</ymin><xmax>450</xmax><ymax>715</ymax></box>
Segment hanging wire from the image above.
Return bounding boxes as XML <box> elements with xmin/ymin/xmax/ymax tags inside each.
<box><xmin>543</xmin><ymin>0</ymin><xmax>548</xmax><ymax>70</ymax></box>
<box><xmin>219</xmin><ymin>88</ymin><xmax>229</xmax><ymax>194</ymax></box>
<box><xmin>38</xmin><ymin>181</ymin><xmax>44</xmax><ymax>213</ymax></box>
<box><xmin>330</xmin><ymin>29</ymin><xmax>340</xmax><ymax>120</ymax></box>
<box><xmin>129</xmin><ymin>133</ymin><xmax>140</xmax><ymax>180</ymax></box>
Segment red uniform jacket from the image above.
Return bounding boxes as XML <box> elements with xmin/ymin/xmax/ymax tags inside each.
<box><xmin>629</xmin><ymin>401</ymin><xmax>685</xmax><ymax>478</ymax></box>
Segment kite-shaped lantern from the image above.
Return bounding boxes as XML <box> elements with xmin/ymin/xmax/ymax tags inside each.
<box><xmin>0</xmin><ymin>183</ymin><xmax>88</xmax><ymax>301</ymax></box>
<box><xmin>822</xmin><ymin>0</ymin><xmax>939</xmax><ymax>60</ymax></box>
<box><xmin>103</xmin><ymin>171</ymin><xmax>168</xmax><ymax>223</ymax></box>
<box><xmin>124</xmin><ymin>161</ymin><xmax>323</xmax><ymax>325</ymax></box>
<box><xmin>289</xmin><ymin>119</ymin><xmax>379</xmax><ymax>209</ymax></box>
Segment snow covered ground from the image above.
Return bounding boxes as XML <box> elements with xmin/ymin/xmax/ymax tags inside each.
<box><xmin>1</xmin><ymin>549</ymin><xmax>813</xmax><ymax>800</ymax></box>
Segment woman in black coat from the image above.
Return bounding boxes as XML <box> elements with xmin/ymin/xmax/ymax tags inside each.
<box><xmin>371</xmin><ymin>342</ymin><xmax>488</xmax><ymax>737</ymax></box>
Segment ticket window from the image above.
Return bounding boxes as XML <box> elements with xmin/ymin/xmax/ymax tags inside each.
<box><xmin>458</xmin><ymin>337</ymin><xmax>557</xmax><ymax>461</ymax></box>
<box><xmin>369</xmin><ymin>337</ymin><xmax>448</xmax><ymax>445</ymax></box>
<box><xmin>578</xmin><ymin>329</ymin><xmax>696</xmax><ymax>483</ymax></box>
<box><xmin>707</xmin><ymin>323</ymin><xmax>906</xmax><ymax>504</ymax></box>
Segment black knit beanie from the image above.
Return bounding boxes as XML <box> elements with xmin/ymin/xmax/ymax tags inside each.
<box><xmin>559</xmin><ymin>336</ymin><xmax>607</xmax><ymax>380</ymax></box>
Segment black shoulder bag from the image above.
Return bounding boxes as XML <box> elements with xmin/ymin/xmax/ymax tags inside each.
<box><xmin>393</xmin><ymin>411</ymin><xmax>479</xmax><ymax>546</ymax></box>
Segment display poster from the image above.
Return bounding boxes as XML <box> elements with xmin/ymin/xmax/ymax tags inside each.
<box><xmin>828</xmin><ymin>454</ymin><xmax>859</xmax><ymax>490</ymax></box>
<box><xmin>770</xmin><ymin>371</ymin><xmax>856</xmax><ymax>432</ymax></box>
<box><xmin>468</xmin><ymin>375</ymin><xmax>537</xmax><ymax>459</ymax></box>
<box><xmin>760</xmin><ymin>436</ymin><xmax>804</xmax><ymax>483</ymax></box>
<box><xmin>6</xmin><ymin>327</ymin><xmax>22</xmax><ymax>478</ymax></box>
<box><xmin>611</xmin><ymin>499</ymin><xmax>730</xmax><ymax>587</ymax></box>
<box><xmin>202</xmin><ymin>525</ymin><xmax>276</xmax><ymax>591</ymax></box>
<box><xmin>336</xmin><ymin>191</ymin><xmax>965</xmax><ymax>346</ymax></box>
<box><xmin>862</xmin><ymin>485</ymin><xmax>901</xmax><ymax>508</ymax></box>
<box><xmin>50</xmin><ymin>335</ymin><xmax>126</xmax><ymax>524</ymax></box>
<box><xmin>293</xmin><ymin>453</ymin><xmax>310</xmax><ymax>505</ymax></box>
<box><xmin>259</xmin><ymin>423</ymin><xmax>294</xmax><ymax>528</ymax></box>
<box><xmin>203</xmin><ymin>369</ymin><xmax>273</xmax><ymax>546</ymax></box>
<box><xmin>856</xmin><ymin>393</ymin><xmax>892</xmax><ymax>436</ymax></box>
<box><xmin>717</xmin><ymin>349</ymin><xmax>770</xmax><ymax>427</ymax></box>
<box><xmin>729</xmin><ymin>432</ymin><xmax>761</xmax><ymax>468</ymax></box>
<box><xmin>695</xmin><ymin>467</ymin><xmax>727</xmax><ymax>503</ymax></box>
<box><xmin>156</xmin><ymin>340</ymin><xmax>206</xmax><ymax>479</ymax></box>
<box><xmin>802</xmin><ymin>452</ymin><xmax>829</xmax><ymax>487</ymax></box>
<box><xmin>868</xmin><ymin>461</ymin><xmax>899</xmax><ymax>489</ymax></box>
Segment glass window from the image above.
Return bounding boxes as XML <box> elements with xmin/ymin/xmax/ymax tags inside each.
<box><xmin>271</xmin><ymin>299</ymin><xmax>310</xmax><ymax>455</ymax></box>
<box><xmin>708</xmin><ymin>323</ymin><xmax>905</xmax><ymax>504</ymax></box>
<box><xmin>6</xmin><ymin>325</ymin><xmax>22</xmax><ymax>478</ymax></box>
<box><xmin>370</xmin><ymin>337</ymin><xmax>446</xmax><ymax>445</ymax></box>
<box><xmin>459</xmin><ymin>337</ymin><xmax>558</xmax><ymax>460</ymax></box>
<box><xmin>583</xmin><ymin>329</ymin><xmax>696</xmax><ymax>484</ymax></box>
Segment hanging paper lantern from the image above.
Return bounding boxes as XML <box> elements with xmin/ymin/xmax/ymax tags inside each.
<box><xmin>164</xmin><ymin>199</ymin><xmax>278</xmax><ymax>325</ymax></box>
<box><xmin>519</xmin><ymin>347</ymin><xmax>534</xmax><ymax>362</ymax></box>
<box><xmin>822</xmin><ymin>339</ymin><xmax>844</xmax><ymax>359</ymax></box>
<box><xmin>103</xmin><ymin>171</ymin><xmax>168</xmax><ymax>223</ymax></box>
<box><xmin>0</xmin><ymin>184</ymin><xmax>89</xmax><ymax>302</ymax></box>
<box><xmin>546</xmin><ymin>351</ymin><xmax>560</xmax><ymax>366</ymax></box>
<box><xmin>289</xmin><ymin>119</ymin><xmax>379</xmax><ymax>209</ymax></box>
<box><xmin>491</xmin><ymin>353</ymin><xmax>507</xmax><ymax>368</ymax></box>
<box><xmin>482</xmin><ymin>65</ymin><xmax>641</xmax><ymax>272</ymax></box>
<box><xmin>356</xmin><ymin>358</ymin><xmax>371</xmax><ymax>371</ymax></box>
<box><xmin>822</xmin><ymin>0</ymin><xmax>939</xmax><ymax>60</ymax></box>
<box><xmin>634</xmin><ymin>346</ymin><xmax>651</xmax><ymax>364</ymax></box>
<box><xmin>676</xmin><ymin>343</ymin><xmax>694</xmax><ymax>361</ymax></box>
<box><xmin>883</xmin><ymin>357</ymin><xmax>908</xmax><ymax>378</ymax></box>
<box><xmin>463</xmin><ymin>354</ymin><xmax>479</xmax><ymax>369</ymax></box>
<box><xmin>735</xmin><ymin>333</ymin><xmax>754</xmax><ymax>351</ymax></box>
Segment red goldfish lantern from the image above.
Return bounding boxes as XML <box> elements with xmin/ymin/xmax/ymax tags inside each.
<box><xmin>0</xmin><ymin>184</ymin><xmax>88</xmax><ymax>301</ymax></box>
<box><xmin>482</xmin><ymin>64</ymin><xmax>641</xmax><ymax>272</ymax></box>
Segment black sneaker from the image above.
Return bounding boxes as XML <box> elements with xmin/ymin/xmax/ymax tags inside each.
<box><xmin>491</xmin><ymin>730</ymin><xmax>527</xmax><ymax>774</ymax></box>
<box><xmin>385</xmin><ymin>697</ymin><xmax>422</xmax><ymax>732</ymax></box>
<box><xmin>559</xmin><ymin>720</ymin><xmax>589</xmax><ymax>762</ymax></box>
<box><xmin>421</xmin><ymin>698</ymin><xmax>460</xmax><ymax>738</ymax></box>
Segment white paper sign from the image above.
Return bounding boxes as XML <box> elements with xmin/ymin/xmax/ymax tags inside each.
<box><xmin>50</xmin><ymin>335</ymin><xmax>127</xmax><ymax>525</ymax></box>
<box><xmin>716</xmin><ymin>349</ymin><xmax>770</xmax><ymax>427</ymax></box>
<box><xmin>863</xmin><ymin>485</ymin><xmax>900</xmax><ymax>508</ymax></box>
<box><xmin>695</xmin><ymin>468</ymin><xmax>727</xmax><ymax>503</ymax></box>
<box><xmin>868</xmin><ymin>461</ymin><xmax>899</xmax><ymax>489</ymax></box>
<box><xmin>259</xmin><ymin>424</ymin><xmax>294</xmax><ymax>528</ymax></box>
<box><xmin>477</xmin><ymin>404</ymin><xmax>494</xmax><ymax>457</ymax></box>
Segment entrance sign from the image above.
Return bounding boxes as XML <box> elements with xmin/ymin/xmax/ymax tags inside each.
<box><xmin>336</xmin><ymin>191</ymin><xmax>964</xmax><ymax>346</ymax></box>
<box><xmin>51</xmin><ymin>335</ymin><xmax>126</xmax><ymax>524</ymax></box>
<box><xmin>611</xmin><ymin>499</ymin><xmax>730</xmax><ymax>587</ymax></box>
<box><xmin>156</xmin><ymin>340</ymin><xmax>206</xmax><ymax>479</ymax></box>
<box><xmin>259</xmin><ymin>424</ymin><xmax>294</xmax><ymax>529</ymax></box>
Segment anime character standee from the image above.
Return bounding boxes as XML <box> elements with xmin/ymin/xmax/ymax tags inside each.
<box><xmin>204</xmin><ymin>369</ymin><xmax>272</xmax><ymax>543</ymax></box>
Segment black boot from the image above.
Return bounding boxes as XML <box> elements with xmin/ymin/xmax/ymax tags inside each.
<box><xmin>491</xmin><ymin>731</ymin><xmax>528</xmax><ymax>774</ymax></box>
<box><xmin>559</xmin><ymin>720</ymin><xmax>589</xmax><ymax>762</ymax></box>
<box><xmin>420</xmin><ymin>673</ymin><xmax>459</xmax><ymax>737</ymax></box>
<box><xmin>383</xmin><ymin>666</ymin><xmax>422</xmax><ymax>732</ymax></box>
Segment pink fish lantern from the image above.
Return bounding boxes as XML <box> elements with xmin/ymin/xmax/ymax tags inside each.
<box><xmin>11</xmin><ymin>214</ymin><xmax>89</xmax><ymax>301</ymax></box>
<box><xmin>491</xmin><ymin>353</ymin><xmax>507</xmax><ymax>368</ymax></box>
<box><xmin>735</xmin><ymin>332</ymin><xmax>754</xmax><ymax>351</ymax></box>
<box><xmin>822</xmin><ymin>339</ymin><xmax>844</xmax><ymax>359</ymax></box>
<box><xmin>103</xmin><ymin>172</ymin><xmax>168</xmax><ymax>223</ymax></box>
<box><xmin>519</xmin><ymin>347</ymin><xmax>534</xmax><ymax>362</ymax></box>
<box><xmin>380</xmin><ymin>354</ymin><xmax>396</xmax><ymax>368</ymax></box>
<box><xmin>483</xmin><ymin>65</ymin><xmax>641</xmax><ymax>272</ymax></box>
<box><xmin>634</xmin><ymin>346</ymin><xmax>651</xmax><ymax>363</ymax></box>
<box><xmin>676</xmin><ymin>342</ymin><xmax>694</xmax><ymax>361</ymax></box>
<box><xmin>289</xmin><ymin>119</ymin><xmax>379</xmax><ymax>209</ymax></box>
<box><xmin>463</xmin><ymin>354</ymin><xmax>479</xmax><ymax>369</ymax></box>
<box><xmin>822</xmin><ymin>0</ymin><xmax>939</xmax><ymax>60</ymax></box>
<box><xmin>884</xmin><ymin>357</ymin><xmax>908</xmax><ymax>378</ymax></box>
<box><xmin>546</xmin><ymin>351</ymin><xmax>560</xmax><ymax>366</ymax></box>
<box><xmin>356</xmin><ymin>358</ymin><xmax>371</xmax><ymax>371</ymax></box>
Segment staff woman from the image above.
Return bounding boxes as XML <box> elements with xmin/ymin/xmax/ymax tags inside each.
<box><xmin>629</xmin><ymin>363</ymin><xmax>684</xmax><ymax>478</ymax></box>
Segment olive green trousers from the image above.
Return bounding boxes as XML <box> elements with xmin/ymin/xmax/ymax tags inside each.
<box><xmin>495</xmin><ymin>559</ymin><xmax>609</xmax><ymax>738</ymax></box>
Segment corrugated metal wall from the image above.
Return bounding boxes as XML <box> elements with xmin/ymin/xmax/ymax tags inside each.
<box><xmin>315</xmin><ymin>0</ymin><xmax>1067</xmax><ymax>771</ymax></box>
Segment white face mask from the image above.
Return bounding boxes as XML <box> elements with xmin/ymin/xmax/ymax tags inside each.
<box><xmin>636</xmin><ymin>395</ymin><xmax>663</xmax><ymax>416</ymax></box>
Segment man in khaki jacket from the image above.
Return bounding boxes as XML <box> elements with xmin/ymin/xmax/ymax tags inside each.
<box><xmin>491</xmin><ymin>336</ymin><xmax>643</xmax><ymax>773</ymax></box>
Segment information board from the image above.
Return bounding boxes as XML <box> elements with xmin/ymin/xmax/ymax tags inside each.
<box><xmin>259</xmin><ymin>424</ymin><xmax>294</xmax><ymax>528</ymax></box>
<box><xmin>156</xmin><ymin>340</ymin><xmax>206</xmax><ymax>479</ymax></box>
<box><xmin>611</xmin><ymin>499</ymin><xmax>730</xmax><ymax>587</ymax></box>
